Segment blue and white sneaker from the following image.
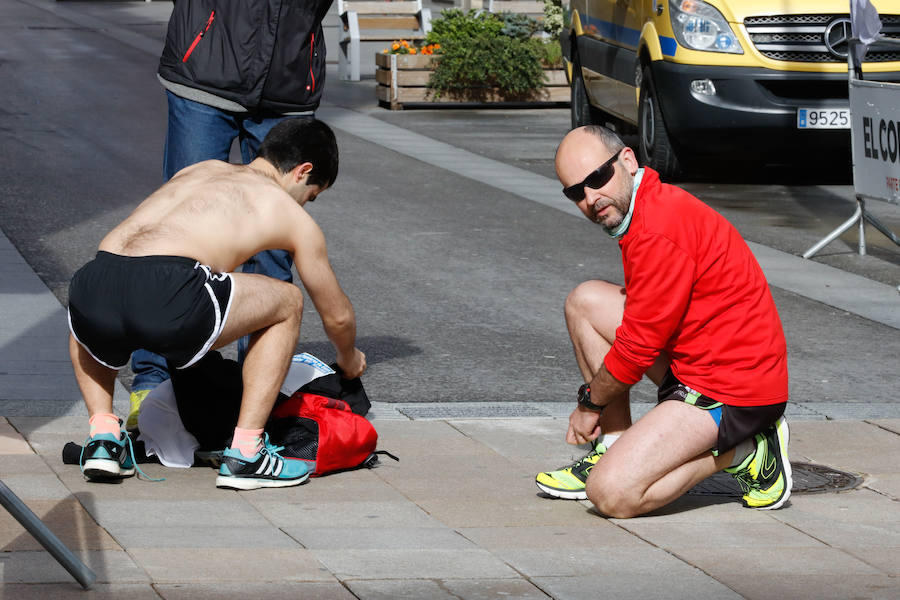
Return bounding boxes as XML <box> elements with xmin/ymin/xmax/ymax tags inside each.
<box><xmin>216</xmin><ymin>435</ymin><xmax>310</xmax><ymax>490</ymax></box>
<box><xmin>80</xmin><ymin>430</ymin><xmax>136</xmax><ymax>480</ymax></box>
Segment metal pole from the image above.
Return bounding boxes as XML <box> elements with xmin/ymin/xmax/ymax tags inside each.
<box><xmin>802</xmin><ymin>199</ymin><xmax>863</xmax><ymax>259</ymax></box>
<box><xmin>858</xmin><ymin>198</ymin><xmax>867</xmax><ymax>256</ymax></box>
<box><xmin>0</xmin><ymin>480</ymin><xmax>96</xmax><ymax>589</ymax></box>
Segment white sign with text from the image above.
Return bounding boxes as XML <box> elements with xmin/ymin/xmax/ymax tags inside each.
<box><xmin>851</xmin><ymin>78</ymin><xmax>900</xmax><ymax>204</ymax></box>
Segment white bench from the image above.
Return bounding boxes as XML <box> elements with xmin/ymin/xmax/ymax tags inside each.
<box><xmin>338</xmin><ymin>0</ymin><xmax>432</xmax><ymax>82</ymax></box>
<box><xmin>487</xmin><ymin>0</ymin><xmax>547</xmax><ymax>19</ymax></box>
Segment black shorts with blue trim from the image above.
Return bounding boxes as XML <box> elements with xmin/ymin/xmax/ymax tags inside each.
<box><xmin>68</xmin><ymin>251</ymin><xmax>233</xmax><ymax>370</ymax></box>
<box><xmin>657</xmin><ymin>368</ymin><xmax>785</xmax><ymax>456</ymax></box>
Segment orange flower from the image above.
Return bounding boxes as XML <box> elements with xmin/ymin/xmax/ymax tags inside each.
<box><xmin>401</xmin><ymin>40</ymin><xmax>410</xmax><ymax>48</ymax></box>
<box><xmin>409</xmin><ymin>47</ymin><xmax>417</xmax><ymax>54</ymax></box>
<box><xmin>434</xmin><ymin>43</ymin><xmax>441</xmax><ymax>50</ymax></box>
<box><xmin>392</xmin><ymin>42</ymin><xmax>400</xmax><ymax>50</ymax></box>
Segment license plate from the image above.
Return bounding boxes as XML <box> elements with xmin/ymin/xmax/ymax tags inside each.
<box><xmin>797</xmin><ymin>108</ymin><xmax>850</xmax><ymax>129</ymax></box>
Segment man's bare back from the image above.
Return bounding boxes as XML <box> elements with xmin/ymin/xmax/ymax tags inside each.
<box><xmin>100</xmin><ymin>160</ymin><xmax>318</xmax><ymax>273</ymax></box>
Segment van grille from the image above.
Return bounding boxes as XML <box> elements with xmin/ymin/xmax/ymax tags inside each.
<box><xmin>744</xmin><ymin>14</ymin><xmax>900</xmax><ymax>63</ymax></box>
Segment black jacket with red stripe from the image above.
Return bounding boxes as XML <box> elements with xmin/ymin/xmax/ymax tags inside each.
<box><xmin>158</xmin><ymin>0</ymin><xmax>331</xmax><ymax>114</ymax></box>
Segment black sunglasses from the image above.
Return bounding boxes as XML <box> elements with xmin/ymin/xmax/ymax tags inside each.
<box><xmin>562</xmin><ymin>149</ymin><xmax>622</xmax><ymax>202</ymax></box>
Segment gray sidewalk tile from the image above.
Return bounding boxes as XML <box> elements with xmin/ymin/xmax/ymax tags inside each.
<box><xmin>771</xmin><ymin>515</ymin><xmax>900</xmax><ymax>547</ymax></box>
<box><xmin>347</xmin><ymin>578</ymin><xmax>550</xmax><ymax>600</ymax></box>
<box><xmin>0</xmin><ymin>584</ymin><xmax>161</xmax><ymax>600</ymax></box>
<box><xmin>493</xmin><ymin>544</ymin><xmax>698</xmax><ymax>578</ymax></box>
<box><xmin>441</xmin><ymin>578</ymin><xmax>552</xmax><ymax>600</ymax></box>
<box><xmin>311</xmin><ymin>548</ymin><xmax>518</xmax><ymax>580</ymax></box>
<box><xmin>771</xmin><ymin>488</ymin><xmax>897</xmax><ymax>523</ymax></box>
<box><xmin>155</xmin><ymin>582</ymin><xmax>357</xmax><ymax>600</ymax></box>
<box><xmin>344</xmin><ymin>579</ymin><xmax>459</xmax><ymax>600</ymax></box>
<box><xmin>0</xmin><ymin>418</ymin><xmax>32</xmax><ymax>454</ymax></box>
<box><xmin>54</xmin><ymin>469</ymin><xmax>223</xmax><ymax>502</ymax></box>
<box><xmin>245</xmin><ymin>468</ymin><xmax>408</xmax><ymax>503</ymax></box>
<box><xmin>0</xmin><ymin>454</ymin><xmax>48</xmax><ymax>476</ymax></box>
<box><xmin>285</xmin><ymin>526</ymin><xmax>476</xmax><ymax>550</ymax></box>
<box><xmin>456</xmin><ymin>524</ymin><xmax>645</xmax><ymax>550</ymax></box>
<box><xmin>864</xmin><ymin>473</ymin><xmax>900</xmax><ymax>498</ymax></box>
<box><xmin>9</xmin><ymin>416</ymin><xmax>85</xmax><ymax>436</ymax></box>
<box><xmin>710</xmin><ymin>574</ymin><xmax>900</xmax><ymax>600</ymax></box>
<box><xmin>0</xmin><ymin>549</ymin><xmax>148</xmax><ymax>583</ymax></box>
<box><xmin>251</xmin><ymin>499</ymin><xmax>446</xmax><ymax>529</ymax></box>
<box><xmin>128</xmin><ymin>547</ymin><xmax>336</xmax><ymax>583</ymax></box>
<box><xmin>844</xmin><ymin>547</ymin><xmax>900</xmax><ymax>575</ymax></box>
<box><xmin>0</xmin><ymin>474</ymin><xmax>74</xmax><ymax>500</ymax></box>
<box><xmin>676</xmin><ymin>546</ymin><xmax>883</xmax><ymax>579</ymax></box>
<box><xmin>0</xmin><ymin>497</ymin><xmax>120</xmax><ymax>552</ymax></box>
<box><xmin>50</xmin><ymin>466</ymin><xmax>222</xmax><ymax>502</ymax></box>
<box><xmin>376</xmin><ymin>470</ymin><xmax>538</xmax><ymax>505</ymax></box>
<box><xmin>872</xmin><ymin>418</ymin><xmax>900</xmax><ymax>434</ymax></box>
<box><xmin>69</xmin><ymin>498</ymin><xmax>272</xmax><ymax>530</ymax></box>
<box><xmin>531</xmin><ymin>574</ymin><xmax>742</xmax><ymax>600</ymax></box>
<box><xmin>790</xmin><ymin>420</ymin><xmax>900</xmax><ymax>474</ymax></box>
<box><xmin>108</xmin><ymin>525</ymin><xmax>301</xmax><ymax>550</ymax></box>
<box><xmin>610</xmin><ymin>495</ymin><xmax>776</xmax><ymax>523</ymax></box>
<box><xmin>617</xmin><ymin>520</ymin><xmax>825</xmax><ymax>550</ymax></box>
<box><xmin>416</xmin><ymin>495</ymin><xmax>595</xmax><ymax>529</ymax></box>
<box><xmin>444</xmin><ymin>418</ymin><xmax>584</xmax><ymax>464</ymax></box>
<box><xmin>372</xmin><ymin>419</ymin><xmax>501</xmax><ymax>456</ymax></box>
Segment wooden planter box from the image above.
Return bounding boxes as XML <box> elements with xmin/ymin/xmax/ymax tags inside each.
<box><xmin>375</xmin><ymin>53</ymin><xmax>569</xmax><ymax>110</ymax></box>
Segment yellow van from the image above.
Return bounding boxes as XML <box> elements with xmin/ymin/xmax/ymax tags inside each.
<box><xmin>564</xmin><ymin>1</ymin><xmax>900</xmax><ymax>178</ymax></box>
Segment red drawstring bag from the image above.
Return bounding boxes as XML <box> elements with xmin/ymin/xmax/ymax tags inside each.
<box><xmin>268</xmin><ymin>391</ymin><xmax>393</xmax><ymax>476</ymax></box>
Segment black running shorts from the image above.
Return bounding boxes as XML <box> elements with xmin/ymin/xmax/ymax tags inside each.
<box><xmin>657</xmin><ymin>368</ymin><xmax>785</xmax><ymax>456</ymax></box>
<box><xmin>68</xmin><ymin>252</ymin><xmax>234</xmax><ymax>370</ymax></box>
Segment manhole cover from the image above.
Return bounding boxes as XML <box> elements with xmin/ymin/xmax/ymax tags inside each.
<box><xmin>687</xmin><ymin>462</ymin><xmax>862</xmax><ymax>497</ymax></box>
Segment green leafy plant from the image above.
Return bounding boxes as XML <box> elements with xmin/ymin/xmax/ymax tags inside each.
<box><xmin>424</xmin><ymin>9</ymin><xmax>558</xmax><ymax>101</ymax></box>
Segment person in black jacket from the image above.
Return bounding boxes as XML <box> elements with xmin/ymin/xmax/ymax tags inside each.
<box><xmin>127</xmin><ymin>0</ymin><xmax>336</xmax><ymax>430</ymax></box>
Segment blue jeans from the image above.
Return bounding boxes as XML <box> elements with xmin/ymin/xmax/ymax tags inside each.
<box><xmin>130</xmin><ymin>92</ymin><xmax>307</xmax><ymax>392</ymax></box>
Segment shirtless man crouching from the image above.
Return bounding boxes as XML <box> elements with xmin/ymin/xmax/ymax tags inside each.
<box><xmin>67</xmin><ymin>118</ymin><xmax>366</xmax><ymax>490</ymax></box>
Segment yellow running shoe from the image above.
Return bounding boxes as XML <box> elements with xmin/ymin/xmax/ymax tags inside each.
<box><xmin>126</xmin><ymin>389</ymin><xmax>150</xmax><ymax>432</ymax></box>
<box><xmin>535</xmin><ymin>440</ymin><xmax>608</xmax><ymax>500</ymax></box>
<box><xmin>726</xmin><ymin>417</ymin><xmax>792</xmax><ymax>510</ymax></box>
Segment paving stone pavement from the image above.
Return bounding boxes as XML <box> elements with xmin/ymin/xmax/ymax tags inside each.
<box><xmin>1</xmin><ymin>220</ymin><xmax>900</xmax><ymax>597</ymax></box>
<box><xmin>1</xmin><ymin>414</ymin><xmax>899</xmax><ymax>598</ymax></box>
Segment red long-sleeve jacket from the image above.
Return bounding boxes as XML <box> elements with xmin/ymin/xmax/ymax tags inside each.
<box><xmin>603</xmin><ymin>169</ymin><xmax>788</xmax><ymax>407</ymax></box>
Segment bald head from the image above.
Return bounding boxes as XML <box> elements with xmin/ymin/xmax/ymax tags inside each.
<box><xmin>555</xmin><ymin>125</ymin><xmax>638</xmax><ymax>228</ymax></box>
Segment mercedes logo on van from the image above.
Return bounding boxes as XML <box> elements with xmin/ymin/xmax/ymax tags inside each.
<box><xmin>824</xmin><ymin>18</ymin><xmax>852</xmax><ymax>59</ymax></box>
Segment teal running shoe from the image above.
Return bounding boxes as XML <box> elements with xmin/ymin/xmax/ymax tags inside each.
<box><xmin>80</xmin><ymin>430</ymin><xmax>136</xmax><ymax>480</ymax></box>
<box><xmin>216</xmin><ymin>434</ymin><xmax>310</xmax><ymax>490</ymax></box>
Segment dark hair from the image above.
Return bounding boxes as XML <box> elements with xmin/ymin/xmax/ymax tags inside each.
<box><xmin>583</xmin><ymin>124</ymin><xmax>626</xmax><ymax>154</ymax></box>
<box><xmin>258</xmin><ymin>118</ymin><xmax>339</xmax><ymax>188</ymax></box>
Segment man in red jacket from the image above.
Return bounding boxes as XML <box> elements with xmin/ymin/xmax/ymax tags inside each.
<box><xmin>535</xmin><ymin>125</ymin><xmax>791</xmax><ymax>517</ymax></box>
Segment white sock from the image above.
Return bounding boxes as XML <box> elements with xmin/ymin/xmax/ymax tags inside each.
<box><xmin>598</xmin><ymin>433</ymin><xmax>619</xmax><ymax>448</ymax></box>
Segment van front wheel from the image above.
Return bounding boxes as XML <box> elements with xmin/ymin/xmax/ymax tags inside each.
<box><xmin>638</xmin><ymin>65</ymin><xmax>682</xmax><ymax>180</ymax></box>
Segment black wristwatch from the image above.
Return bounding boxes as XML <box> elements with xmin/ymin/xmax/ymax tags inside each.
<box><xmin>577</xmin><ymin>383</ymin><xmax>605</xmax><ymax>413</ymax></box>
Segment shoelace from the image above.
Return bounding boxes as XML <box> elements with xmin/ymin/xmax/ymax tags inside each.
<box><xmin>730</xmin><ymin>468</ymin><xmax>755</xmax><ymax>494</ymax></box>
<box><xmin>125</xmin><ymin>432</ymin><xmax>165</xmax><ymax>482</ymax></box>
<box><xmin>572</xmin><ymin>446</ymin><xmax>603</xmax><ymax>470</ymax></box>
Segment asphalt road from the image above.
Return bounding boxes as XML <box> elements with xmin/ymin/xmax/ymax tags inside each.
<box><xmin>1</xmin><ymin>0</ymin><xmax>898</xmax><ymax>408</ymax></box>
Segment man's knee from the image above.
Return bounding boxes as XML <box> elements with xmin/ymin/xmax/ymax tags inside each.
<box><xmin>585</xmin><ymin>468</ymin><xmax>643</xmax><ymax>519</ymax></box>
<box><xmin>565</xmin><ymin>280</ymin><xmax>625</xmax><ymax>322</ymax></box>
<box><xmin>282</xmin><ymin>284</ymin><xmax>304</xmax><ymax>321</ymax></box>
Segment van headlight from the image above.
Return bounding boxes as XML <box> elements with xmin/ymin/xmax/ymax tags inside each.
<box><xmin>669</xmin><ymin>0</ymin><xmax>743</xmax><ymax>54</ymax></box>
